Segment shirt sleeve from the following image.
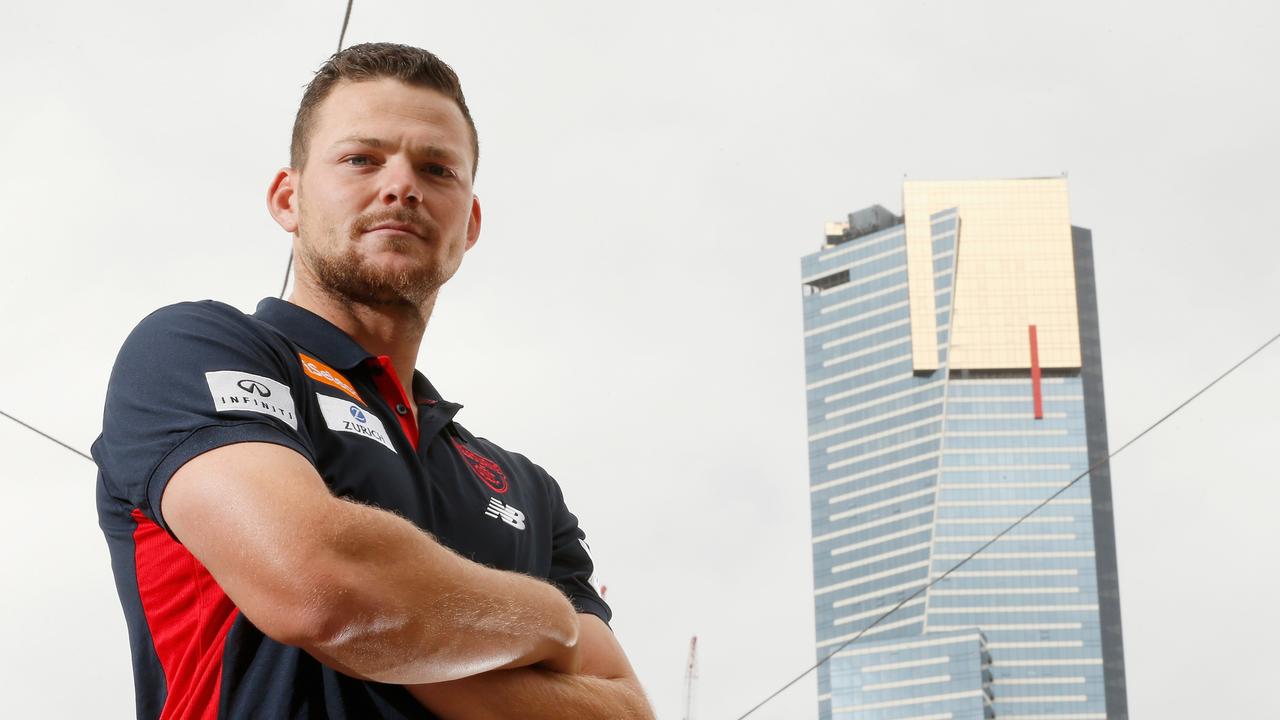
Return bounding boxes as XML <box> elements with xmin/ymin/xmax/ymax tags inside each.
<box><xmin>93</xmin><ymin>301</ymin><xmax>315</xmax><ymax>535</ymax></box>
<box><xmin>545</xmin><ymin>475</ymin><xmax>612</xmax><ymax>624</ymax></box>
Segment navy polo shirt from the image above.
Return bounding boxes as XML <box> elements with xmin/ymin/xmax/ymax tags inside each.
<box><xmin>94</xmin><ymin>298</ymin><xmax>609</xmax><ymax>720</ymax></box>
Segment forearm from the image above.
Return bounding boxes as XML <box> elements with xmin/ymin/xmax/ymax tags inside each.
<box><xmin>407</xmin><ymin>668</ymin><xmax>654</xmax><ymax>720</ymax></box>
<box><xmin>166</xmin><ymin>443</ymin><xmax>580</xmax><ymax>685</ymax></box>
<box><xmin>293</xmin><ymin>497</ymin><xmax>579</xmax><ymax>684</ymax></box>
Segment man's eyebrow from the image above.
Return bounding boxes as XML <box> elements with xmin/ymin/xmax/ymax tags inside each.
<box><xmin>407</xmin><ymin>144</ymin><xmax>464</xmax><ymax>166</ymax></box>
<box><xmin>331</xmin><ymin>136</ymin><xmax>462</xmax><ymax>164</ymax></box>
<box><xmin>332</xmin><ymin>136</ymin><xmax>387</xmax><ymax>149</ymax></box>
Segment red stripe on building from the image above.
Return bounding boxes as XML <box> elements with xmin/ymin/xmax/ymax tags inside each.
<box><xmin>1029</xmin><ymin>324</ymin><xmax>1043</xmax><ymax>420</ymax></box>
<box><xmin>131</xmin><ymin>509</ymin><xmax>239</xmax><ymax>720</ymax></box>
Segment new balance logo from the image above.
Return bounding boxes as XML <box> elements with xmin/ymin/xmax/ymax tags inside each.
<box><xmin>484</xmin><ymin>497</ymin><xmax>526</xmax><ymax>530</ymax></box>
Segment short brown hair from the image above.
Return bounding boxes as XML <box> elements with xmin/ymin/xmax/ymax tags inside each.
<box><xmin>290</xmin><ymin>42</ymin><xmax>479</xmax><ymax>175</ymax></box>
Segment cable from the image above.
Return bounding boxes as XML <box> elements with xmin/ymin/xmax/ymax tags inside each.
<box><xmin>734</xmin><ymin>327</ymin><xmax>1280</xmax><ymax>720</ymax></box>
<box><xmin>11</xmin><ymin>5</ymin><xmax>362</xmax><ymax>450</ymax></box>
<box><xmin>0</xmin><ymin>410</ymin><xmax>93</xmax><ymax>463</ymax></box>
<box><xmin>11</xmin><ymin>5</ymin><xmax>364</xmax><ymax>447</ymax></box>
<box><xmin>279</xmin><ymin>0</ymin><xmax>356</xmax><ymax>300</ymax></box>
<box><xmin>279</xmin><ymin>251</ymin><xmax>293</xmax><ymax>299</ymax></box>
<box><xmin>9</xmin><ymin>7</ymin><xmax>360</xmax><ymax>440</ymax></box>
<box><xmin>336</xmin><ymin>0</ymin><xmax>354</xmax><ymax>52</ymax></box>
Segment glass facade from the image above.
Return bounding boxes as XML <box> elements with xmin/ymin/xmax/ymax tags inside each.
<box><xmin>801</xmin><ymin>183</ymin><xmax>1127</xmax><ymax>720</ymax></box>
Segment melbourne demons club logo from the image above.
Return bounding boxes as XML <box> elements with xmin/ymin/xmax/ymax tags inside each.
<box><xmin>451</xmin><ymin>438</ymin><xmax>509</xmax><ymax>494</ymax></box>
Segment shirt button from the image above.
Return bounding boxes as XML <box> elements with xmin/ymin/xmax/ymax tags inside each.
<box><xmin>395</xmin><ymin>403</ymin><xmax>409</xmax><ymax>415</ymax></box>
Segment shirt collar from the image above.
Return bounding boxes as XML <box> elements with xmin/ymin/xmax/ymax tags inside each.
<box><xmin>413</xmin><ymin>373</ymin><xmax>449</xmax><ymax>406</ymax></box>
<box><xmin>253</xmin><ymin>297</ymin><xmax>454</xmax><ymax>407</ymax></box>
<box><xmin>254</xmin><ymin>297</ymin><xmax>372</xmax><ymax>369</ymax></box>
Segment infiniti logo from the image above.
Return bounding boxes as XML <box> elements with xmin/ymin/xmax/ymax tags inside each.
<box><xmin>206</xmin><ymin>371</ymin><xmax>298</xmax><ymax>431</ymax></box>
<box><xmin>237</xmin><ymin>379</ymin><xmax>272</xmax><ymax>397</ymax></box>
<box><xmin>349</xmin><ymin>406</ymin><xmax>367</xmax><ymax>423</ymax></box>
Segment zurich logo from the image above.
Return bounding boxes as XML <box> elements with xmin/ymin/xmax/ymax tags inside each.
<box><xmin>349</xmin><ymin>406</ymin><xmax>367</xmax><ymax>423</ymax></box>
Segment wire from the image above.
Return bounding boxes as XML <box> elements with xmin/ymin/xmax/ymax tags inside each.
<box><xmin>337</xmin><ymin>0</ymin><xmax>354</xmax><ymax>52</ymax></box>
<box><xmin>8</xmin><ymin>1</ymin><xmax>364</xmax><ymax>453</ymax></box>
<box><xmin>279</xmin><ymin>0</ymin><xmax>356</xmax><ymax>300</ymax></box>
<box><xmin>733</xmin><ymin>327</ymin><xmax>1280</xmax><ymax>720</ymax></box>
<box><xmin>279</xmin><ymin>251</ymin><xmax>293</xmax><ymax>299</ymax></box>
<box><xmin>0</xmin><ymin>410</ymin><xmax>94</xmax><ymax>463</ymax></box>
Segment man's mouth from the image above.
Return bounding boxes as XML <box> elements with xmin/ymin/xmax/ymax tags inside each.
<box><xmin>365</xmin><ymin>222</ymin><xmax>426</xmax><ymax>240</ymax></box>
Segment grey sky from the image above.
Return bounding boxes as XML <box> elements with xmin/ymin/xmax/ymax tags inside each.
<box><xmin>2</xmin><ymin>2</ymin><xmax>1277</xmax><ymax>718</ymax></box>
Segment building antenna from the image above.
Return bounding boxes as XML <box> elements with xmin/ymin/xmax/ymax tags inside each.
<box><xmin>682</xmin><ymin>635</ymin><xmax>698</xmax><ymax>720</ymax></box>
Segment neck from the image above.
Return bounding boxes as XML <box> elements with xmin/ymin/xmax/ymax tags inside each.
<box><xmin>289</xmin><ymin>272</ymin><xmax>433</xmax><ymax>405</ymax></box>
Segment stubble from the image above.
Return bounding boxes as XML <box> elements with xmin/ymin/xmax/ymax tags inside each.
<box><xmin>298</xmin><ymin>207</ymin><xmax>449</xmax><ymax>311</ymax></box>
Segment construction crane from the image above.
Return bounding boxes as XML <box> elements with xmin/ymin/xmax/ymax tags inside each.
<box><xmin>682</xmin><ymin>636</ymin><xmax>698</xmax><ymax>720</ymax></box>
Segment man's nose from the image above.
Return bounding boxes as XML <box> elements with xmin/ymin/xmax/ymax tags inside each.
<box><xmin>380</xmin><ymin>157</ymin><xmax>422</xmax><ymax>206</ymax></box>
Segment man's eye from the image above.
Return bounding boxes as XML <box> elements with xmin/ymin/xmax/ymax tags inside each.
<box><xmin>424</xmin><ymin>164</ymin><xmax>455</xmax><ymax>178</ymax></box>
<box><xmin>344</xmin><ymin>155</ymin><xmax>373</xmax><ymax>167</ymax></box>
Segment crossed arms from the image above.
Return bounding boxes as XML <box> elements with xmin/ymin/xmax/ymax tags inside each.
<box><xmin>163</xmin><ymin>441</ymin><xmax>652</xmax><ymax>718</ymax></box>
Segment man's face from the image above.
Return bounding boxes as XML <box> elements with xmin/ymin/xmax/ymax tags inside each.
<box><xmin>288</xmin><ymin>78</ymin><xmax>480</xmax><ymax>308</ymax></box>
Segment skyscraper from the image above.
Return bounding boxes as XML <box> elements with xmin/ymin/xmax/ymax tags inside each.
<box><xmin>800</xmin><ymin>179</ymin><xmax>1126</xmax><ymax>720</ymax></box>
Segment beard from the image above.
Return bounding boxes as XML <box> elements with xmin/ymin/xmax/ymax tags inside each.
<box><xmin>298</xmin><ymin>208</ymin><xmax>451</xmax><ymax>309</ymax></box>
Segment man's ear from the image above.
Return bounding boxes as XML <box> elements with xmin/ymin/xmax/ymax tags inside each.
<box><xmin>465</xmin><ymin>194</ymin><xmax>482</xmax><ymax>251</ymax></box>
<box><xmin>267</xmin><ymin>168</ymin><xmax>299</xmax><ymax>233</ymax></box>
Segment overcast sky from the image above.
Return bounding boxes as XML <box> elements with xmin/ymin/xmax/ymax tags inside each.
<box><xmin>2</xmin><ymin>2</ymin><xmax>1278</xmax><ymax>718</ymax></box>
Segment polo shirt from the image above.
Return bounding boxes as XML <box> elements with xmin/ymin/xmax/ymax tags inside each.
<box><xmin>94</xmin><ymin>298</ymin><xmax>609</xmax><ymax>720</ymax></box>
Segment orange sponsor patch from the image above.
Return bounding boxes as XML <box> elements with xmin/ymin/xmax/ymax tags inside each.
<box><xmin>299</xmin><ymin>353</ymin><xmax>363</xmax><ymax>403</ymax></box>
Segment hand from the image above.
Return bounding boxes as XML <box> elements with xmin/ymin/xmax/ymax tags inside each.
<box><xmin>407</xmin><ymin>614</ymin><xmax>653</xmax><ymax>720</ymax></box>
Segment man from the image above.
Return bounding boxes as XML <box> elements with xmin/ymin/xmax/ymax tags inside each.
<box><xmin>94</xmin><ymin>43</ymin><xmax>652</xmax><ymax>719</ymax></box>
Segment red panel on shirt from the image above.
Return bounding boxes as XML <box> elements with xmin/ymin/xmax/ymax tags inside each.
<box><xmin>370</xmin><ymin>355</ymin><xmax>420</xmax><ymax>450</ymax></box>
<box><xmin>131</xmin><ymin>509</ymin><xmax>238</xmax><ymax>720</ymax></box>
